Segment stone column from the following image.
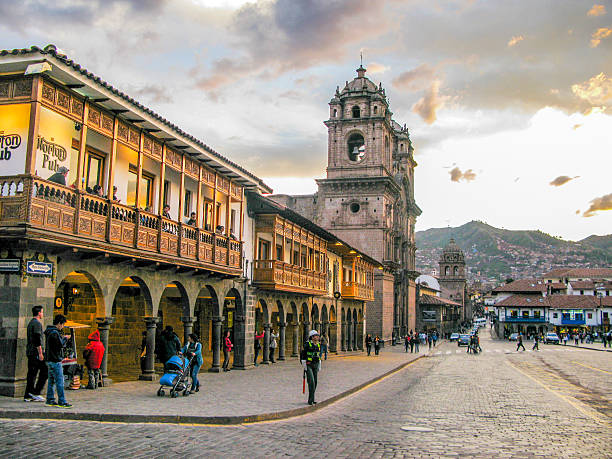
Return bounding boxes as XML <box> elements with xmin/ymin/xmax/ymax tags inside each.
<box><xmin>96</xmin><ymin>317</ymin><xmax>114</xmax><ymax>385</ymax></box>
<box><xmin>209</xmin><ymin>316</ymin><xmax>222</xmax><ymax>373</ymax></box>
<box><xmin>140</xmin><ymin>317</ymin><xmax>159</xmax><ymax>381</ymax></box>
<box><xmin>181</xmin><ymin>316</ymin><xmax>195</xmax><ymax>344</ymax></box>
<box><xmin>314</xmin><ymin>321</ymin><xmax>321</xmax><ymax>334</ymax></box>
<box><xmin>232</xmin><ymin>313</ymin><xmax>246</xmax><ymax>370</ymax></box>
<box><xmin>278</xmin><ymin>322</ymin><xmax>286</xmax><ymax>361</ymax></box>
<box><xmin>346</xmin><ymin>318</ymin><xmax>353</xmax><ymax>351</ymax></box>
<box><xmin>292</xmin><ymin>323</ymin><xmax>299</xmax><ymax>357</ymax></box>
<box><xmin>302</xmin><ymin>320</ymin><xmax>310</xmax><ymax>345</ymax></box>
<box><xmin>353</xmin><ymin>321</ymin><xmax>358</xmax><ymax>350</ymax></box>
<box><xmin>262</xmin><ymin>323</ymin><xmax>270</xmax><ymax>364</ymax></box>
<box><xmin>341</xmin><ymin>320</ymin><xmax>346</xmax><ymax>352</ymax></box>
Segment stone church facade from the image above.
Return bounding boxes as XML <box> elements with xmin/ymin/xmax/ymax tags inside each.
<box><xmin>271</xmin><ymin>66</ymin><xmax>421</xmax><ymax>341</ymax></box>
<box><xmin>438</xmin><ymin>238</ymin><xmax>469</xmax><ymax>322</ymax></box>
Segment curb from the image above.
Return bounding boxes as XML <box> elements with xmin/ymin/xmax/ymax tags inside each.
<box><xmin>562</xmin><ymin>344</ymin><xmax>612</xmax><ymax>353</ymax></box>
<box><xmin>0</xmin><ymin>354</ymin><xmax>426</xmax><ymax>426</ymax></box>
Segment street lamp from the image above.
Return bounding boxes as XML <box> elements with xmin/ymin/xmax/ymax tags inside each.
<box><xmin>596</xmin><ymin>284</ymin><xmax>605</xmax><ymax>336</ymax></box>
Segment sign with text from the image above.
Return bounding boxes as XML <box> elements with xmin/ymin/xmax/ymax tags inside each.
<box><xmin>0</xmin><ymin>103</ymin><xmax>30</xmax><ymax>176</ymax></box>
<box><xmin>26</xmin><ymin>260</ymin><xmax>53</xmax><ymax>276</ymax></box>
<box><xmin>0</xmin><ymin>259</ymin><xmax>20</xmax><ymax>272</ymax></box>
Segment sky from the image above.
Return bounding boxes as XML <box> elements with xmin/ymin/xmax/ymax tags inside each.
<box><xmin>1</xmin><ymin>0</ymin><xmax>611</xmax><ymax>241</ymax></box>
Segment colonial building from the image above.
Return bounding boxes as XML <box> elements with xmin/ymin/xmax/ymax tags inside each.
<box><xmin>414</xmin><ymin>274</ymin><xmax>462</xmax><ymax>336</ymax></box>
<box><xmin>0</xmin><ymin>45</ymin><xmax>377</xmax><ymax>397</ymax></box>
<box><xmin>437</xmin><ymin>238</ymin><xmax>469</xmax><ymax>321</ymax></box>
<box><xmin>270</xmin><ymin>65</ymin><xmax>421</xmax><ymax>342</ymax></box>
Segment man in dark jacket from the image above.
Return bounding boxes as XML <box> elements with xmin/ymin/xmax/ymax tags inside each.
<box><xmin>44</xmin><ymin>314</ymin><xmax>71</xmax><ymax>408</ymax></box>
<box><xmin>47</xmin><ymin>166</ymin><xmax>69</xmax><ymax>186</ymax></box>
<box><xmin>157</xmin><ymin>325</ymin><xmax>182</xmax><ymax>370</ymax></box>
<box><xmin>24</xmin><ymin>305</ymin><xmax>47</xmax><ymax>402</ymax></box>
<box><xmin>300</xmin><ymin>330</ymin><xmax>321</xmax><ymax>405</ymax></box>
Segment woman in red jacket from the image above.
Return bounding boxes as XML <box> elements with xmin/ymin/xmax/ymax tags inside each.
<box><xmin>83</xmin><ymin>330</ymin><xmax>105</xmax><ymax>389</ymax></box>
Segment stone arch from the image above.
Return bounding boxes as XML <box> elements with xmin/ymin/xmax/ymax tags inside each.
<box><xmin>453</xmin><ymin>266</ymin><xmax>458</xmax><ymax>276</ymax></box>
<box><xmin>55</xmin><ymin>270</ymin><xmax>106</xmax><ymax>318</ymax></box>
<box><xmin>352</xmin><ymin>308</ymin><xmax>359</xmax><ymax>350</ymax></box>
<box><xmin>311</xmin><ymin>303</ymin><xmax>320</xmax><ymax>326</ymax></box>
<box><xmin>321</xmin><ymin>304</ymin><xmax>328</xmax><ymax>324</ymax></box>
<box><xmin>193</xmin><ymin>284</ymin><xmax>221</xmax><ymax>368</ymax></box>
<box><xmin>352</xmin><ymin>105</ymin><xmax>361</xmax><ymax>118</ymax></box>
<box><xmin>256</xmin><ymin>298</ymin><xmax>269</xmax><ymax>332</ymax></box>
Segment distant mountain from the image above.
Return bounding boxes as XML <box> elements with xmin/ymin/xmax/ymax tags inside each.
<box><xmin>415</xmin><ymin>221</ymin><xmax>612</xmax><ymax>284</ymax></box>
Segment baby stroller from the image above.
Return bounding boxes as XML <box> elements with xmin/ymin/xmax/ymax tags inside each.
<box><xmin>156</xmin><ymin>354</ymin><xmax>194</xmax><ymax>398</ymax></box>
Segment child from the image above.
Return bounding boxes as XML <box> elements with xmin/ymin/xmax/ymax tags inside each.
<box><xmin>83</xmin><ymin>330</ymin><xmax>105</xmax><ymax>389</ymax></box>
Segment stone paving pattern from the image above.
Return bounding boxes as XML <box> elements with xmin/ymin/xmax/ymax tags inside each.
<box><xmin>0</xmin><ymin>333</ymin><xmax>610</xmax><ymax>458</ymax></box>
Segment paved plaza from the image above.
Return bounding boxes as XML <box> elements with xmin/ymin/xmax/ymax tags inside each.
<box><xmin>0</xmin><ymin>331</ymin><xmax>610</xmax><ymax>458</ymax></box>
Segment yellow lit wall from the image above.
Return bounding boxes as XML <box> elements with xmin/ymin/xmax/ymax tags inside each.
<box><xmin>0</xmin><ymin>103</ymin><xmax>30</xmax><ymax>176</ymax></box>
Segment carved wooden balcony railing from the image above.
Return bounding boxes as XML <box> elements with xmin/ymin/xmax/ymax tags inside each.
<box><xmin>253</xmin><ymin>259</ymin><xmax>327</xmax><ymax>295</ymax></box>
<box><xmin>0</xmin><ymin>175</ymin><xmax>242</xmax><ymax>272</ymax></box>
<box><xmin>341</xmin><ymin>281</ymin><xmax>375</xmax><ymax>301</ymax></box>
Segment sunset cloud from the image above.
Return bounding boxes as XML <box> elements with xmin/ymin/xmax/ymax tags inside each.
<box><xmin>587</xmin><ymin>4</ymin><xmax>606</xmax><ymax>17</ymax></box>
<box><xmin>571</xmin><ymin>72</ymin><xmax>612</xmax><ymax>106</ymax></box>
<box><xmin>590</xmin><ymin>27</ymin><xmax>612</xmax><ymax>47</ymax></box>
<box><xmin>549</xmin><ymin>175</ymin><xmax>579</xmax><ymax>187</ymax></box>
<box><xmin>412</xmin><ymin>80</ymin><xmax>447</xmax><ymax>124</ymax></box>
<box><xmin>393</xmin><ymin>64</ymin><xmax>436</xmax><ymax>92</ymax></box>
<box><xmin>583</xmin><ymin>193</ymin><xmax>612</xmax><ymax>217</ymax></box>
<box><xmin>507</xmin><ymin>35</ymin><xmax>524</xmax><ymax>47</ymax></box>
<box><xmin>367</xmin><ymin>62</ymin><xmax>390</xmax><ymax>74</ymax></box>
<box><xmin>449</xmin><ymin>167</ymin><xmax>477</xmax><ymax>182</ymax></box>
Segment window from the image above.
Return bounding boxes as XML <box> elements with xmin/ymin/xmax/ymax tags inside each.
<box><xmin>587</xmin><ymin>313</ymin><xmax>592</xmax><ymax>319</ymax></box>
<box><xmin>163</xmin><ymin>180</ymin><xmax>170</xmax><ymax>207</ymax></box>
<box><xmin>347</xmin><ymin>133</ymin><xmax>365</xmax><ymax>162</ymax></box>
<box><xmin>373</xmin><ymin>106</ymin><xmax>378</xmax><ymax>114</ymax></box>
<box><xmin>553</xmin><ymin>313</ymin><xmax>558</xmax><ymax>318</ymax></box>
<box><xmin>534</xmin><ymin>311</ymin><xmax>541</xmax><ymax>318</ymax></box>
<box><xmin>444</xmin><ymin>266</ymin><xmax>449</xmax><ymax>276</ymax></box>
<box><xmin>333</xmin><ymin>108</ymin><xmax>337</xmax><ymax>117</ymax></box>
<box><xmin>183</xmin><ymin>190</ymin><xmax>192</xmax><ymax>217</ymax></box>
<box><xmin>126</xmin><ymin>165</ymin><xmax>154</xmax><ymax>209</ymax></box>
<box><xmin>350</xmin><ymin>202</ymin><xmax>360</xmax><ymax>213</ymax></box>
<box><xmin>352</xmin><ymin>105</ymin><xmax>360</xmax><ymax>118</ymax></box>
<box><xmin>230</xmin><ymin>209</ymin><xmax>236</xmax><ymax>235</ymax></box>
<box><xmin>453</xmin><ymin>266</ymin><xmax>458</xmax><ymax>276</ymax></box>
<box><xmin>510</xmin><ymin>310</ymin><xmax>518</xmax><ymax>318</ymax></box>
<box><xmin>258</xmin><ymin>239</ymin><xmax>270</xmax><ymax>260</ymax></box>
<box><xmin>276</xmin><ymin>244</ymin><xmax>283</xmax><ymax>261</ymax></box>
<box><xmin>203</xmin><ymin>201</ymin><xmax>213</xmax><ymax>231</ymax></box>
<box><xmin>85</xmin><ymin>150</ymin><xmax>104</xmax><ymax>192</ymax></box>
<box><xmin>522</xmin><ymin>310</ymin><xmax>529</xmax><ymax>318</ymax></box>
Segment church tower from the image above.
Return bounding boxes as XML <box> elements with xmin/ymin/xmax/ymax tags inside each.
<box><xmin>438</xmin><ymin>238</ymin><xmax>467</xmax><ymax>320</ymax></box>
<box><xmin>315</xmin><ymin>65</ymin><xmax>421</xmax><ymax>340</ymax></box>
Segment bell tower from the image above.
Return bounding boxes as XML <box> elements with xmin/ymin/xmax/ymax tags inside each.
<box><xmin>324</xmin><ymin>65</ymin><xmax>394</xmax><ymax>179</ymax></box>
<box><xmin>438</xmin><ymin>238</ymin><xmax>467</xmax><ymax>319</ymax></box>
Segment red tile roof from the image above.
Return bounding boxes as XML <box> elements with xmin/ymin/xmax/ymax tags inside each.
<box><xmin>496</xmin><ymin>295</ymin><xmax>549</xmax><ymax>307</ymax></box>
<box><xmin>542</xmin><ymin>268</ymin><xmax>612</xmax><ymax>279</ymax></box>
<box><xmin>492</xmin><ymin>279</ymin><xmax>546</xmax><ymax>293</ymax></box>
<box><xmin>547</xmin><ymin>295</ymin><xmax>599</xmax><ymax>309</ymax></box>
<box><xmin>569</xmin><ymin>281</ymin><xmax>595</xmax><ymax>289</ymax></box>
<box><xmin>419</xmin><ymin>294</ymin><xmax>461</xmax><ymax>307</ymax></box>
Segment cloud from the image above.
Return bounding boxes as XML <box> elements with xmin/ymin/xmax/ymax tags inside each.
<box><xmin>367</xmin><ymin>62</ymin><xmax>390</xmax><ymax>74</ymax></box>
<box><xmin>393</xmin><ymin>64</ymin><xmax>436</xmax><ymax>92</ymax></box>
<box><xmin>583</xmin><ymin>193</ymin><xmax>612</xmax><ymax>217</ymax></box>
<box><xmin>128</xmin><ymin>84</ymin><xmax>171</xmax><ymax>103</ymax></box>
<box><xmin>571</xmin><ymin>72</ymin><xmax>612</xmax><ymax>106</ymax></box>
<box><xmin>507</xmin><ymin>35</ymin><xmax>524</xmax><ymax>47</ymax></box>
<box><xmin>590</xmin><ymin>27</ymin><xmax>612</xmax><ymax>47</ymax></box>
<box><xmin>573</xmin><ymin>123</ymin><xmax>582</xmax><ymax>129</ymax></box>
<box><xmin>549</xmin><ymin>175</ymin><xmax>579</xmax><ymax>187</ymax></box>
<box><xmin>194</xmin><ymin>0</ymin><xmax>388</xmax><ymax>90</ymax></box>
<box><xmin>576</xmin><ymin>209</ymin><xmax>580</xmax><ymax>215</ymax></box>
<box><xmin>587</xmin><ymin>4</ymin><xmax>606</xmax><ymax>17</ymax></box>
<box><xmin>449</xmin><ymin>167</ymin><xmax>477</xmax><ymax>182</ymax></box>
<box><xmin>412</xmin><ymin>79</ymin><xmax>447</xmax><ymax>124</ymax></box>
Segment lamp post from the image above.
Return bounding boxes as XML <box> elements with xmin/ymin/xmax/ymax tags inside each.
<box><xmin>596</xmin><ymin>284</ymin><xmax>605</xmax><ymax>336</ymax></box>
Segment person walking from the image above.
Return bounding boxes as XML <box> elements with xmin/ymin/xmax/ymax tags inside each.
<box><xmin>428</xmin><ymin>333</ymin><xmax>433</xmax><ymax>350</ymax></box>
<box><xmin>516</xmin><ymin>333</ymin><xmax>526</xmax><ymax>352</ymax></box>
<box><xmin>433</xmin><ymin>331</ymin><xmax>438</xmax><ymax>347</ymax></box>
<box><xmin>83</xmin><ymin>329</ymin><xmax>105</xmax><ymax>389</ymax></box>
<box><xmin>182</xmin><ymin>334</ymin><xmax>203</xmax><ymax>393</ymax></box>
<box><xmin>374</xmin><ymin>335</ymin><xmax>381</xmax><ymax>355</ymax></box>
<box><xmin>414</xmin><ymin>333</ymin><xmax>420</xmax><ymax>353</ymax></box>
<box><xmin>409</xmin><ymin>332</ymin><xmax>415</xmax><ymax>353</ymax></box>
<box><xmin>269</xmin><ymin>329</ymin><xmax>278</xmax><ymax>363</ymax></box>
<box><xmin>222</xmin><ymin>330</ymin><xmax>233</xmax><ymax>372</ymax></box>
<box><xmin>44</xmin><ymin>314</ymin><xmax>71</xmax><ymax>408</ymax></box>
<box><xmin>319</xmin><ymin>334</ymin><xmax>328</xmax><ymax>360</ymax></box>
<box><xmin>300</xmin><ymin>330</ymin><xmax>321</xmax><ymax>406</ymax></box>
<box><xmin>563</xmin><ymin>333</ymin><xmax>568</xmax><ymax>346</ymax></box>
<box><xmin>24</xmin><ymin>305</ymin><xmax>47</xmax><ymax>402</ymax></box>
<box><xmin>404</xmin><ymin>334</ymin><xmax>409</xmax><ymax>353</ymax></box>
<box><xmin>532</xmin><ymin>333</ymin><xmax>539</xmax><ymax>351</ymax></box>
<box><xmin>253</xmin><ymin>330</ymin><xmax>264</xmax><ymax>366</ymax></box>
<box><xmin>574</xmin><ymin>333</ymin><xmax>579</xmax><ymax>346</ymax></box>
<box><xmin>365</xmin><ymin>334</ymin><xmax>373</xmax><ymax>356</ymax></box>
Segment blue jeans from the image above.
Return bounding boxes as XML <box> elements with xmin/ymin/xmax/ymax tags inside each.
<box><xmin>46</xmin><ymin>362</ymin><xmax>66</xmax><ymax>404</ymax></box>
<box><xmin>190</xmin><ymin>363</ymin><xmax>201</xmax><ymax>390</ymax></box>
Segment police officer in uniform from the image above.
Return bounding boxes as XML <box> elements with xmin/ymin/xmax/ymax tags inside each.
<box><xmin>301</xmin><ymin>330</ymin><xmax>321</xmax><ymax>405</ymax></box>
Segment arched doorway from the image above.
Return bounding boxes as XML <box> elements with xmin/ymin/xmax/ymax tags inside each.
<box><xmin>222</xmin><ymin>288</ymin><xmax>242</xmax><ymax>369</ymax></box>
<box><xmin>353</xmin><ymin>309</ymin><xmax>359</xmax><ymax>350</ymax></box>
<box><xmin>108</xmin><ymin>276</ymin><xmax>153</xmax><ymax>381</ymax></box>
<box><xmin>329</xmin><ymin>306</ymin><xmax>337</xmax><ymax>352</ymax></box>
<box><xmin>341</xmin><ymin>307</ymin><xmax>346</xmax><ymax>351</ymax></box>
<box><xmin>194</xmin><ymin>285</ymin><xmax>219</xmax><ymax>370</ymax></box>
<box><xmin>255</xmin><ymin>299</ymin><xmax>269</xmax><ymax>364</ymax></box>
<box><xmin>311</xmin><ymin>303</ymin><xmax>320</xmax><ymax>333</ymax></box>
<box><xmin>301</xmin><ymin>302</ymin><xmax>310</xmax><ymax>348</ymax></box>
<box><xmin>288</xmin><ymin>301</ymin><xmax>299</xmax><ymax>357</ymax></box>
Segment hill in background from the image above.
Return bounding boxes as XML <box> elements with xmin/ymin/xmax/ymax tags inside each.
<box><xmin>415</xmin><ymin>221</ymin><xmax>612</xmax><ymax>285</ymax></box>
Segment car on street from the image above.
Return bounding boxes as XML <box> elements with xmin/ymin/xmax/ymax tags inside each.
<box><xmin>544</xmin><ymin>332</ymin><xmax>560</xmax><ymax>344</ymax></box>
<box><xmin>450</xmin><ymin>333</ymin><xmax>460</xmax><ymax>341</ymax></box>
<box><xmin>458</xmin><ymin>334</ymin><xmax>470</xmax><ymax>346</ymax></box>
<box><xmin>508</xmin><ymin>333</ymin><xmax>519</xmax><ymax>341</ymax></box>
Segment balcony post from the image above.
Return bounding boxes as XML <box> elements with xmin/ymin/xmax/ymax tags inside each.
<box><xmin>106</xmin><ymin>117</ymin><xmax>118</xmax><ymax>208</ymax></box>
<box><xmin>196</xmin><ymin>167</ymin><xmax>203</xmax><ymax>260</ymax></box>
<box><xmin>157</xmin><ymin>145</ymin><xmax>166</xmax><ymax>252</ymax></box>
<box><xmin>139</xmin><ymin>317</ymin><xmax>159</xmax><ymax>381</ymax></box>
<box><xmin>212</xmin><ymin>172</ymin><xmax>218</xmax><ymax>229</ymax></box>
<box><xmin>25</xmin><ymin>75</ymin><xmax>42</xmax><ymax>175</ymax></box>
<box><xmin>278</xmin><ymin>321</ymin><xmax>286</xmax><ymax>361</ymax></box>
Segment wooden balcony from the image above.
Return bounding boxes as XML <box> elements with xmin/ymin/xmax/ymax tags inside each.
<box><xmin>253</xmin><ymin>259</ymin><xmax>327</xmax><ymax>295</ymax></box>
<box><xmin>341</xmin><ymin>281</ymin><xmax>375</xmax><ymax>301</ymax></box>
<box><xmin>0</xmin><ymin>175</ymin><xmax>242</xmax><ymax>274</ymax></box>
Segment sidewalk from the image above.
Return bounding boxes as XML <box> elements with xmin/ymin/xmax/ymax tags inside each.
<box><xmin>0</xmin><ymin>344</ymin><xmax>437</xmax><ymax>425</ymax></box>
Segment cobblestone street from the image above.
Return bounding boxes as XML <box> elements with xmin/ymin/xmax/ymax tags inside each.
<box><xmin>1</xmin><ymin>332</ymin><xmax>610</xmax><ymax>458</ymax></box>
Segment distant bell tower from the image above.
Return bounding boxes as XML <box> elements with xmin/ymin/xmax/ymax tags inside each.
<box><xmin>438</xmin><ymin>238</ymin><xmax>467</xmax><ymax>318</ymax></box>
